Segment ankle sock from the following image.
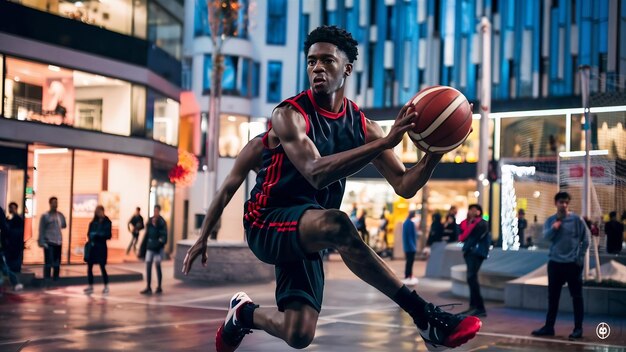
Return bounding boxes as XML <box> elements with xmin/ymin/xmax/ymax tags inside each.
<box><xmin>393</xmin><ymin>285</ymin><xmax>429</xmax><ymax>329</ymax></box>
<box><xmin>239</xmin><ymin>303</ymin><xmax>259</xmax><ymax>329</ymax></box>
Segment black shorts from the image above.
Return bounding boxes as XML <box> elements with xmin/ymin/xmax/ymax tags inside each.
<box><xmin>244</xmin><ymin>203</ymin><xmax>324</xmax><ymax>313</ymax></box>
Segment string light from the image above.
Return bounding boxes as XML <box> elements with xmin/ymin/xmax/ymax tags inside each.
<box><xmin>501</xmin><ymin>165</ymin><xmax>536</xmax><ymax>251</ymax></box>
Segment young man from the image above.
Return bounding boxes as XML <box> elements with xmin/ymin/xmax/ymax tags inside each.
<box><xmin>140</xmin><ymin>205</ymin><xmax>167</xmax><ymax>295</ymax></box>
<box><xmin>127</xmin><ymin>207</ymin><xmax>144</xmax><ymax>255</ymax></box>
<box><xmin>38</xmin><ymin>196</ymin><xmax>66</xmax><ymax>281</ymax></box>
<box><xmin>532</xmin><ymin>192</ymin><xmax>590</xmax><ymax>339</ymax></box>
<box><xmin>216</xmin><ymin>26</ymin><xmax>481</xmax><ymax>352</ymax></box>
<box><xmin>605</xmin><ymin>211</ymin><xmax>624</xmax><ymax>254</ymax></box>
<box><xmin>458</xmin><ymin>204</ymin><xmax>489</xmax><ymax>317</ymax></box>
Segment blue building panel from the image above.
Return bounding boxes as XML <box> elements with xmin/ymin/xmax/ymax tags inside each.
<box><xmin>302</xmin><ymin>0</ymin><xmax>620</xmax><ymax>108</ymax></box>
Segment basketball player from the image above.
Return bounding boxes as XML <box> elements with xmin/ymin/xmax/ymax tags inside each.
<box><xmin>216</xmin><ymin>26</ymin><xmax>481</xmax><ymax>351</ymax></box>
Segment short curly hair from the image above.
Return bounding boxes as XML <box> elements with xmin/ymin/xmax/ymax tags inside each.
<box><xmin>304</xmin><ymin>25</ymin><xmax>359</xmax><ymax>63</ymax></box>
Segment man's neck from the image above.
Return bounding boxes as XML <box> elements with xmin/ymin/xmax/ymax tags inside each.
<box><xmin>311</xmin><ymin>90</ymin><xmax>344</xmax><ymax>112</ymax></box>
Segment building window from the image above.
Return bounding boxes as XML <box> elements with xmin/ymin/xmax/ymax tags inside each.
<box><xmin>147</xmin><ymin>89</ymin><xmax>180</xmax><ymax>146</ymax></box>
<box><xmin>267</xmin><ymin>61</ymin><xmax>283</xmax><ymax>103</ymax></box>
<box><xmin>252</xmin><ymin>62</ymin><xmax>261</xmax><ymax>98</ymax></box>
<box><xmin>222</xmin><ymin>56</ymin><xmax>239</xmax><ymax>94</ymax></box>
<box><xmin>266</xmin><ymin>0</ymin><xmax>287</xmax><ymax>45</ymax></box>
<box><xmin>194</xmin><ymin>0</ymin><xmax>211</xmax><ymax>36</ymax></box>
<box><xmin>241</xmin><ymin>58</ymin><xmax>250</xmax><ymax>97</ymax></box>
<box><xmin>219</xmin><ymin>114</ymin><xmax>249</xmax><ymax>157</ymax></box>
<box><xmin>3</xmin><ymin>56</ymin><xmax>134</xmax><ymax>137</ymax></box>
<box><xmin>148</xmin><ymin>2</ymin><xmax>183</xmax><ymax>59</ymax></box>
<box><xmin>203</xmin><ymin>55</ymin><xmax>213</xmax><ymax>94</ymax></box>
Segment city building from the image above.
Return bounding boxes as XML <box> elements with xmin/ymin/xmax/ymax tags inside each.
<box><xmin>0</xmin><ymin>0</ymin><xmax>186</xmax><ymax>264</ymax></box>
<box><xmin>185</xmin><ymin>0</ymin><xmax>625</xmax><ymax>248</ymax></box>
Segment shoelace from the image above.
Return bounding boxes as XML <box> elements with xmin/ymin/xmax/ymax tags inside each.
<box><xmin>435</xmin><ymin>303</ymin><xmax>463</xmax><ymax>312</ymax></box>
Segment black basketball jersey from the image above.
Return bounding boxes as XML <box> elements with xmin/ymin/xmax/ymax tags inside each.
<box><xmin>244</xmin><ymin>90</ymin><xmax>367</xmax><ymax>224</ymax></box>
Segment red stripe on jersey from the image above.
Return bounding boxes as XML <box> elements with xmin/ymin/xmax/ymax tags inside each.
<box><xmin>306</xmin><ymin>89</ymin><xmax>347</xmax><ymax>119</ymax></box>
<box><xmin>360</xmin><ymin>111</ymin><xmax>368</xmax><ymax>141</ymax></box>
<box><xmin>284</xmin><ymin>99</ymin><xmax>310</xmax><ymax>134</ymax></box>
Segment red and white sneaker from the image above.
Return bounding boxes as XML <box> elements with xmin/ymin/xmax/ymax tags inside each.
<box><xmin>215</xmin><ymin>292</ymin><xmax>254</xmax><ymax>352</ymax></box>
<box><xmin>418</xmin><ymin>303</ymin><xmax>482</xmax><ymax>351</ymax></box>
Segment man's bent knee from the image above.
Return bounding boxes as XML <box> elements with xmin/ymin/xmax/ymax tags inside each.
<box><xmin>319</xmin><ymin>210</ymin><xmax>359</xmax><ymax>246</ymax></box>
<box><xmin>285</xmin><ymin>328</ymin><xmax>315</xmax><ymax>349</ymax></box>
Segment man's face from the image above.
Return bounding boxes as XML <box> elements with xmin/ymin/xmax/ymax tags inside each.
<box><xmin>307</xmin><ymin>42</ymin><xmax>352</xmax><ymax>94</ymax></box>
<box><xmin>154</xmin><ymin>207</ymin><xmax>160</xmax><ymax>217</ymax></box>
<box><xmin>50</xmin><ymin>199</ymin><xmax>58</xmax><ymax>211</ymax></box>
<box><xmin>468</xmin><ymin>207</ymin><xmax>481</xmax><ymax>219</ymax></box>
<box><xmin>8</xmin><ymin>205</ymin><xmax>17</xmax><ymax>214</ymax></box>
<box><xmin>555</xmin><ymin>198</ymin><xmax>569</xmax><ymax>214</ymax></box>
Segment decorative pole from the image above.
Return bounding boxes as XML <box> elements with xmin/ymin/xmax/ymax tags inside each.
<box><xmin>478</xmin><ymin>17</ymin><xmax>491</xmax><ymax>208</ymax></box>
<box><xmin>205</xmin><ymin>0</ymin><xmax>241</xmax><ymax>209</ymax></box>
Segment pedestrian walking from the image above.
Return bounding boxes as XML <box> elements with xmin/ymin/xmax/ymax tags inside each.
<box><xmin>127</xmin><ymin>207</ymin><xmax>144</xmax><ymax>255</ymax></box>
<box><xmin>38</xmin><ymin>196</ymin><xmax>66</xmax><ymax>282</ymax></box>
<box><xmin>140</xmin><ymin>205</ymin><xmax>167</xmax><ymax>295</ymax></box>
<box><xmin>0</xmin><ymin>206</ymin><xmax>22</xmax><ymax>292</ymax></box>
<box><xmin>532</xmin><ymin>192</ymin><xmax>590</xmax><ymax>339</ymax></box>
<box><xmin>84</xmin><ymin>205</ymin><xmax>112</xmax><ymax>295</ymax></box>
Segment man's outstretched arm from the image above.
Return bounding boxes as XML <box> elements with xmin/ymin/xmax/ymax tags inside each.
<box><xmin>182</xmin><ymin>136</ymin><xmax>264</xmax><ymax>274</ymax></box>
<box><xmin>270</xmin><ymin>104</ymin><xmax>415</xmax><ymax>190</ymax></box>
<box><xmin>366</xmin><ymin>119</ymin><xmax>443</xmax><ymax>199</ymax></box>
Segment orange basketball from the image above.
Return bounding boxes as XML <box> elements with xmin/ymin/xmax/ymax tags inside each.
<box><xmin>406</xmin><ymin>86</ymin><xmax>473</xmax><ymax>153</ymax></box>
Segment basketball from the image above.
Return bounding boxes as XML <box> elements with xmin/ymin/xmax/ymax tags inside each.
<box><xmin>406</xmin><ymin>86</ymin><xmax>473</xmax><ymax>153</ymax></box>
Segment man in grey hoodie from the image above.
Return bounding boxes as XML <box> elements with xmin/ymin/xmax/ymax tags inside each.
<box><xmin>532</xmin><ymin>192</ymin><xmax>590</xmax><ymax>339</ymax></box>
<box><xmin>38</xmin><ymin>196</ymin><xmax>67</xmax><ymax>281</ymax></box>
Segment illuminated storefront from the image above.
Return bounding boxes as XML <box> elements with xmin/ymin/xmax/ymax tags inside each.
<box><xmin>1</xmin><ymin>55</ymin><xmax>180</xmax><ymax>264</ymax></box>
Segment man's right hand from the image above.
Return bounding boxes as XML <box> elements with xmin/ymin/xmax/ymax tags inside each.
<box><xmin>383</xmin><ymin>104</ymin><xmax>416</xmax><ymax>149</ymax></box>
<box><xmin>552</xmin><ymin>220</ymin><xmax>562</xmax><ymax>230</ymax></box>
<box><xmin>182</xmin><ymin>237</ymin><xmax>208</xmax><ymax>275</ymax></box>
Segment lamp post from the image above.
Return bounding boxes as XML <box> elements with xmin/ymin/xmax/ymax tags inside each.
<box><xmin>204</xmin><ymin>0</ymin><xmax>241</xmax><ymax>208</ymax></box>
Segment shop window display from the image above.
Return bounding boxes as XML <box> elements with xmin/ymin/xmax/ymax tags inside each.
<box><xmin>23</xmin><ymin>145</ymin><xmax>151</xmax><ymax>265</ymax></box>
<box><xmin>147</xmin><ymin>89</ymin><xmax>180</xmax><ymax>146</ymax></box>
<box><xmin>3</xmin><ymin>57</ymin><xmax>134</xmax><ymax>137</ymax></box>
<box><xmin>219</xmin><ymin>114</ymin><xmax>248</xmax><ymax>158</ymax></box>
<box><xmin>500</xmin><ymin>115</ymin><xmax>566</xmax><ymax>158</ymax></box>
<box><xmin>570</xmin><ymin>112</ymin><xmax>626</xmax><ymax>158</ymax></box>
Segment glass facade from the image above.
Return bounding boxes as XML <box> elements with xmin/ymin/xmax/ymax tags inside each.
<box><xmin>267</xmin><ymin>61</ymin><xmax>282</xmax><ymax>103</ymax></box>
<box><xmin>10</xmin><ymin>0</ymin><xmax>183</xmax><ymax>60</ymax></box>
<box><xmin>266</xmin><ymin>0</ymin><xmax>287</xmax><ymax>45</ymax></box>
<box><xmin>500</xmin><ymin>115</ymin><xmax>566</xmax><ymax>158</ymax></box>
<box><xmin>203</xmin><ymin>55</ymin><xmax>259</xmax><ymax>98</ymax></box>
<box><xmin>147</xmin><ymin>89</ymin><xmax>180</xmax><ymax>146</ymax></box>
<box><xmin>218</xmin><ymin>115</ymin><xmax>267</xmax><ymax>158</ymax></box>
<box><xmin>2</xmin><ymin>56</ymin><xmax>180</xmax><ymax>147</ymax></box>
<box><xmin>23</xmin><ymin>145</ymin><xmax>151</xmax><ymax>265</ymax></box>
<box><xmin>148</xmin><ymin>1</ymin><xmax>183</xmax><ymax>59</ymax></box>
<box><xmin>194</xmin><ymin>0</ymin><xmax>249</xmax><ymax>38</ymax></box>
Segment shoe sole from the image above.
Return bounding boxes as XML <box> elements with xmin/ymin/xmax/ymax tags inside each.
<box><xmin>443</xmin><ymin>316</ymin><xmax>482</xmax><ymax>348</ymax></box>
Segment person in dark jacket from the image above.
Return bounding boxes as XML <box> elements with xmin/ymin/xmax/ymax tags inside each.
<box><xmin>605</xmin><ymin>211</ymin><xmax>624</xmax><ymax>254</ymax></box>
<box><xmin>443</xmin><ymin>207</ymin><xmax>459</xmax><ymax>242</ymax></box>
<box><xmin>426</xmin><ymin>213</ymin><xmax>444</xmax><ymax>246</ymax></box>
<box><xmin>6</xmin><ymin>202</ymin><xmax>24</xmax><ymax>273</ymax></box>
<box><xmin>84</xmin><ymin>205</ymin><xmax>112</xmax><ymax>295</ymax></box>
<box><xmin>0</xmin><ymin>206</ymin><xmax>22</xmax><ymax>292</ymax></box>
<box><xmin>126</xmin><ymin>207</ymin><xmax>144</xmax><ymax>255</ymax></box>
<box><xmin>140</xmin><ymin>205</ymin><xmax>167</xmax><ymax>295</ymax></box>
<box><xmin>459</xmin><ymin>204</ymin><xmax>490</xmax><ymax>317</ymax></box>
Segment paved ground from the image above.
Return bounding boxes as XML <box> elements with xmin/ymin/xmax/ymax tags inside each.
<box><xmin>0</xmin><ymin>258</ymin><xmax>624</xmax><ymax>351</ymax></box>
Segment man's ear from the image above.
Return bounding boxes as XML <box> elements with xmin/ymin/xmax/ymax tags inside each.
<box><xmin>344</xmin><ymin>63</ymin><xmax>353</xmax><ymax>77</ymax></box>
